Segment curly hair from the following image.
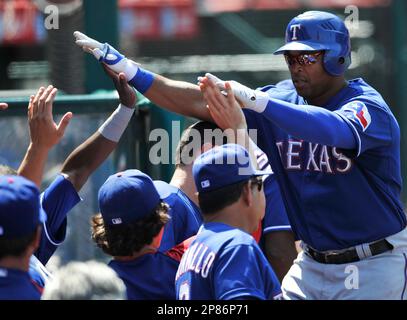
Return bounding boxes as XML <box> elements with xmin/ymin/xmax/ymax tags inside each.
<box><xmin>91</xmin><ymin>201</ymin><xmax>170</xmax><ymax>257</ymax></box>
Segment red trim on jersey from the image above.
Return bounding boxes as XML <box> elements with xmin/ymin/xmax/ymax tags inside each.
<box><xmin>251</xmin><ymin>221</ymin><xmax>262</xmax><ymax>243</ymax></box>
<box><xmin>30</xmin><ymin>278</ymin><xmax>44</xmax><ymax>294</ymax></box>
<box><xmin>165</xmin><ymin>235</ymin><xmax>196</xmax><ymax>262</ymax></box>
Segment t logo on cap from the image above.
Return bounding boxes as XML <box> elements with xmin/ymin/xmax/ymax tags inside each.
<box><xmin>290</xmin><ymin>24</ymin><xmax>301</xmax><ymax>40</ymax></box>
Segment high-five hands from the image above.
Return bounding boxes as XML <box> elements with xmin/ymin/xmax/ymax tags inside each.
<box><xmin>199</xmin><ymin>76</ymin><xmax>247</xmax><ymax>131</ymax></box>
<box><xmin>28</xmin><ymin>85</ymin><xmax>72</xmax><ymax>150</ymax></box>
<box><xmin>198</xmin><ymin>73</ymin><xmax>269</xmax><ymax>113</ymax></box>
<box><xmin>73</xmin><ymin>31</ymin><xmax>139</xmax><ymax>82</ymax></box>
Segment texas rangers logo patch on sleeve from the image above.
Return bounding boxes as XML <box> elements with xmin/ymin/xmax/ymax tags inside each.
<box><xmin>341</xmin><ymin>101</ymin><xmax>372</xmax><ymax>132</ymax></box>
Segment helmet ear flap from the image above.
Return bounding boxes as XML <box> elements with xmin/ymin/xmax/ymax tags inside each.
<box><xmin>322</xmin><ymin>50</ymin><xmax>351</xmax><ymax>76</ymax></box>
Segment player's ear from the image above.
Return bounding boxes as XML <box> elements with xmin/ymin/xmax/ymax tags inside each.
<box><xmin>28</xmin><ymin>225</ymin><xmax>42</xmax><ymax>254</ymax></box>
<box><xmin>151</xmin><ymin>226</ymin><xmax>165</xmax><ymax>248</ymax></box>
<box><xmin>241</xmin><ymin>182</ymin><xmax>253</xmax><ymax>207</ymax></box>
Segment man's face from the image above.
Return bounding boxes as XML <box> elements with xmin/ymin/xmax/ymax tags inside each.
<box><xmin>250</xmin><ymin>177</ymin><xmax>266</xmax><ymax>223</ymax></box>
<box><xmin>284</xmin><ymin>50</ymin><xmax>333</xmax><ymax>100</ymax></box>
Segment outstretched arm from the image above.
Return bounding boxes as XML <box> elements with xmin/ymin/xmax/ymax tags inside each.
<box><xmin>61</xmin><ymin>66</ymin><xmax>137</xmax><ymax>191</ymax></box>
<box><xmin>200</xmin><ymin>73</ymin><xmax>356</xmax><ymax>150</ymax></box>
<box><xmin>73</xmin><ymin>32</ymin><xmax>211</xmax><ymax>121</ymax></box>
<box><xmin>145</xmin><ymin>74</ymin><xmax>211</xmax><ymax>121</ymax></box>
<box><xmin>18</xmin><ymin>86</ymin><xmax>72</xmax><ymax>188</ymax></box>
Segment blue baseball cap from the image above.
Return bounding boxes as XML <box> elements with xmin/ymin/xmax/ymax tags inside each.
<box><xmin>0</xmin><ymin>175</ymin><xmax>46</xmax><ymax>238</ymax></box>
<box><xmin>98</xmin><ymin>169</ymin><xmax>161</xmax><ymax>226</ymax></box>
<box><xmin>192</xmin><ymin>144</ymin><xmax>273</xmax><ymax>193</ymax></box>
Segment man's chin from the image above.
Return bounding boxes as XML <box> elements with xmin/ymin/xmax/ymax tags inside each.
<box><xmin>294</xmin><ymin>86</ymin><xmax>309</xmax><ymax>98</ymax></box>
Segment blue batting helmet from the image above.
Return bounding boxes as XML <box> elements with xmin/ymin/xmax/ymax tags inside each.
<box><xmin>274</xmin><ymin>11</ymin><xmax>351</xmax><ymax>76</ymax></box>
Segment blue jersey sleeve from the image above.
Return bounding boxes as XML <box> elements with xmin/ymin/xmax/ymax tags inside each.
<box><xmin>171</xmin><ymin>195</ymin><xmax>201</xmax><ymax>246</ymax></box>
<box><xmin>260</xmin><ymin>98</ymin><xmax>357</xmax><ymax>149</ymax></box>
<box><xmin>214</xmin><ymin>244</ymin><xmax>281</xmax><ymax>300</ymax></box>
<box><xmin>155</xmin><ymin>181</ymin><xmax>202</xmax><ymax>251</ymax></box>
<box><xmin>262</xmin><ymin>175</ymin><xmax>291</xmax><ymax>234</ymax></box>
<box><xmin>35</xmin><ymin>174</ymin><xmax>81</xmax><ymax>264</ymax></box>
<box><xmin>334</xmin><ymin>99</ymin><xmax>394</xmax><ymax>157</ymax></box>
<box><xmin>29</xmin><ymin>255</ymin><xmax>53</xmax><ymax>289</ymax></box>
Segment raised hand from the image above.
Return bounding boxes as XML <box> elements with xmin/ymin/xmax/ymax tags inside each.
<box><xmin>198</xmin><ymin>73</ymin><xmax>269</xmax><ymax>113</ymax></box>
<box><xmin>0</xmin><ymin>103</ymin><xmax>8</xmax><ymax>110</ymax></box>
<box><xmin>28</xmin><ymin>85</ymin><xmax>72</xmax><ymax>150</ymax></box>
<box><xmin>73</xmin><ymin>31</ymin><xmax>139</xmax><ymax>82</ymax></box>
<box><xmin>199</xmin><ymin>76</ymin><xmax>247</xmax><ymax>132</ymax></box>
<box><xmin>18</xmin><ymin>86</ymin><xmax>73</xmax><ymax>187</ymax></box>
<box><xmin>102</xmin><ymin>64</ymin><xmax>137</xmax><ymax>108</ymax></box>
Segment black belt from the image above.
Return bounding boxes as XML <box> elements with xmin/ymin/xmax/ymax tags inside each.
<box><xmin>305</xmin><ymin>239</ymin><xmax>393</xmax><ymax>264</ymax></box>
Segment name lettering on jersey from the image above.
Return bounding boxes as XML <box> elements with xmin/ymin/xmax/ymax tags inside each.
<box><xmin>175</xmin><ymin>242</ymin><xmax>216</xmax><ymax>281</ymax></box>
<box><xmin>319</xmin><ymin>145</ymin><xmax>333</xmax><ymax>173</ymax></box>
<box><xmin>255</xmin><ymin>148</ymin><xmax>273</xmax><ymax>173</ymax></box>
<box><xmin>340</xmin><ymin>101</ymin><xmax>372</xmax><ymax>132</ymax></box>
<box><xmin>290</xmin><ymin>24</ymin><xmax>301</xmax><ymax>40</ymax></box>
<box><xmin>306</xmin><ymin>143</ymin><xmax>320</xmax><ymax>171</ymax></box>
<box><xmin>286</xmin><ymin>140</ymin><xmax>302</xmax><ymax>170</ymax></box>
<box><xmin>278</xmin><ymin>139</ymin><xmax>353</xmax><ymax>173</ymax></box>
<box><xmin>276</xmin><ymin>142</ymin><xmax>284</xmax><ymax>158</ymax></box>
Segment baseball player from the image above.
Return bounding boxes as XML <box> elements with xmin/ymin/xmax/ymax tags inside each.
<box><xmin>156</xmin><ymin>119</ymin><xmax>293</xmax><ymax>277</ymax></box>
<box><xmin>151</xmin><ymin>119</ymin><xmax>270</xmax><ymax>251</ymax></box>
<box><xmin>201</xmin><ymin>78</ymin><xmax>297</xmax><ymax>281</ymax></box>
<box><xmin>73</xmin><ymin>10</ymin><xmax>407</xmax><ymax>299</ymax></box>
<box><xmin>152</xmin><ymin>122</ymin><xmax>216</xmax><ymax>252</ymax></box>
<box><xmin>175</xmin><ymin>143</ymin><xmax>281</xmax><ymax>300</ymax></box>
<box><xmin>92</xmin><ymin>169</ymin><xmax>192</xmax><ymax>300</ymax></box>
<box><xmin>73</xmin><ymin>35</ymin><xmax>297</xmax><ymax>279</ymax></box>
<box><xmin>0</xmin><ymin>66</ymin><xmax>138</xmax><ymax>291</ymax></box>
<box><xmin>198</xmin><ymin>12</ymin><xmax>407</xmax><ymax>299</ymax></box>
<box><xmin>0</xmin><ymin>175</ymin><xmax>46</xmax><ymax>300</ymax></box>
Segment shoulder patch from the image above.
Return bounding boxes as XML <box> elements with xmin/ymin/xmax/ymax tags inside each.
<box><xmin>341</xmin><ymin>101</ymin><xmax>372</xmax><ymax>132</ymax></box>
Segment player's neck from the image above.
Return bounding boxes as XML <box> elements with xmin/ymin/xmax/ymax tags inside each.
<box><xmin>113</xmin><ymin>228</ymin><xmax>163</xmax><ymax>261</ymax></box>
<box><xmin>204</xmin><ymin>202</ymin><xmax>253</xmax><ymax>234</ymax></box>
<box><xmin>0</xmin><ymin>255</ymin><xmax>30</xmax><ymax>272</ymax></box>
<box><xmin>113</xmin><ymin>246</ymin><xmax>158</xmax><ymax>261</ymax></box>
<box><xmin>170</xmin><ymin>165</ymin><xmax>199</xmax><ymax>206</ymax></box>
<box><xmin>308</xmin><ymin>77</ymin><xmax>348</xmax><ymax>106</ymax></box>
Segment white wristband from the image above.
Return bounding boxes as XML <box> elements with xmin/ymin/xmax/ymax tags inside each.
<box><xmin>98</xmin><ymin>104</ymin><xmax>135</xmax><ymax>142</ymax></box>
<box><xmin>109</xmin><ymin>58</ymin><xmax>139</xmax><ymax>82</ymax></box>
<box><xmin>249</xmin><ymin>90</ymin><xmax>269</xmax><ymax>113</ymax></box>
<box><xmin>229</xmin><ymin>80</ymin><xmax>269</xmax><ymax>113</ymax></box>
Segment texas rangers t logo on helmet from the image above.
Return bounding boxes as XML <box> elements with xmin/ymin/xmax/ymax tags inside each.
<box><xmin>290</xmin><ymin>24</ymin><xmax>301</xmax><ymax>40</ymax></box>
